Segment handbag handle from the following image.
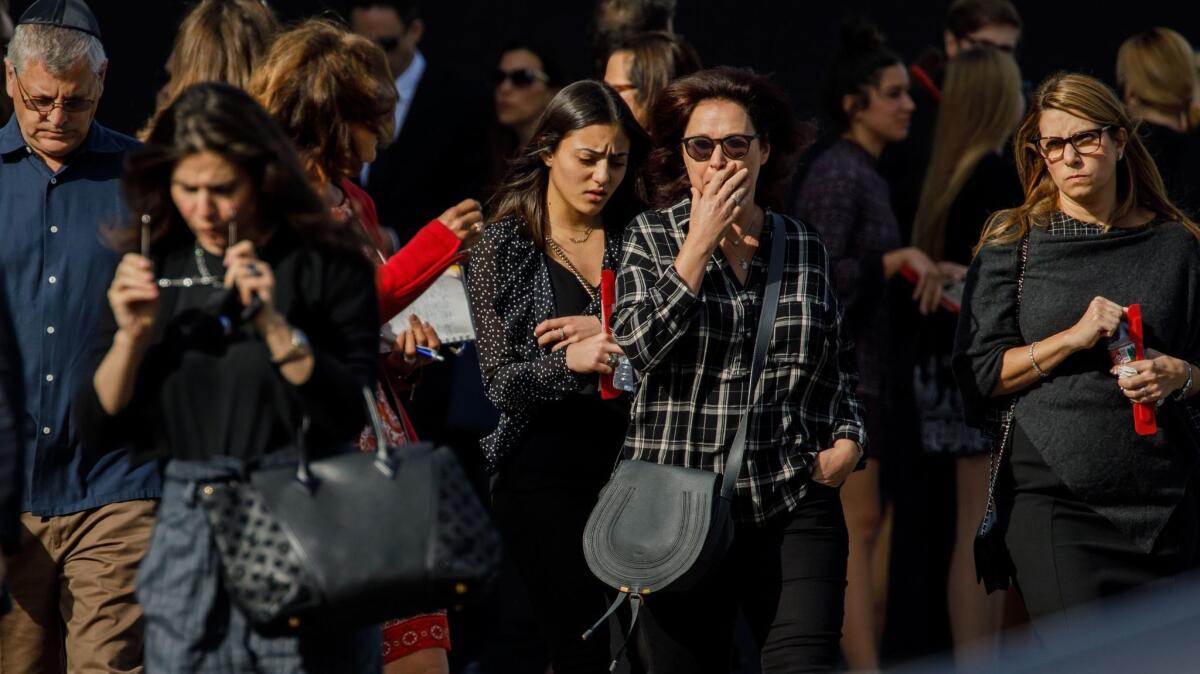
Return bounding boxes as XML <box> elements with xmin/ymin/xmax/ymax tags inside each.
<box><xmin>292</xmin><ymin>385</ymin><xmax>396</xmax><ymax>489</ymax></box>
<box><xmin>719</xmin><ymin>212</ymin><xmax>787</xmax><ymax>501</ymax></box>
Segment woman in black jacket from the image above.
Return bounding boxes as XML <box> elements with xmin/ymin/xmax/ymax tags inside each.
<box><xmin>467</xmin><ymin>79</ymin><xmax>647</xmax><ymax>673</ymax></box>
<box><xmin>955</xmin><ymin>72</ymin><xmax>1200</xmax><ymax>624</ymax></box>
<box><xmin>76</xmin><ymin>82</ymin><xmax>380</xmax><ymax>671</ymax></box>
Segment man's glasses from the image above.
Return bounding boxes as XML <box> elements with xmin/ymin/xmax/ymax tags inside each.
<box><xmin>492</xmin><ymin>67</ymin><xmax>550</xmax><ymax>88</ymax></box>
<box><xmin>1032</xmin><ymin>125</ymin><xmax>1112</xmax><ymax>161</ymax></box>
<box><xmin>10</xmin><ymin>68</ymin><xmax>97</xmax><ymax>116</ymax></box>
<box><xmin>374</xmin><ymin>36</ymin><xmax>400</xmax><ymax>53</ymax></box>
<box><xmin>681</xmin><ymin>134</ymin><xmax>759</xmax><ymax>161</ymax></box>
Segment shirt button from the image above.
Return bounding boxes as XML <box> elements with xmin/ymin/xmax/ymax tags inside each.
<box><xmin>42</xmin><ymin>427</ymin><xmax>51</xmax><ymax>435</ymax></box>
<box><xmin>48</xmin><ymin>276</ymin><xmax>57</xmax><ymax>284</ymax></box>
<box><xmin>50</xmin><ymin>226</ymin><xmax>59</xmax><ymax>233</ymax></box>
<box><xmin>46</xmin><ymin>326</ymin><xmax>55</xmax><ymax>334</ymax></box>
<box><xmin>50</xmin><ymin>177</ymin><xmax>57</xmax><ymax>185</ymax></box>
<box><xmin>45</xmin><ymin>374</ymin><xmax>54</xmax><ymax>382</ymax></box>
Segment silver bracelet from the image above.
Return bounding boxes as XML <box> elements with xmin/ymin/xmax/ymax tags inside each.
<box><xmin>1028</xmin><ymin>341</ymin><xmax>1048</xmax><ymax>378</ymax></box>
<box><xmin>1172</xmin><ymin>362</ymin><xmax>1194</xmax><ymax>402</ymax></box>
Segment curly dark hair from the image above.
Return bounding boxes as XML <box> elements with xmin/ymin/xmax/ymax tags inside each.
<box><xmin>118</xmin><ymin>82</ymin><xmax>352</xmax><ymax>255</ymax></box>
<box><xmin>249</xmin><ymin>19</ymin><xmax>398</xmax><ymax>185</ymax></box>
<box><xmin>645</xmin><ymin>66</ymin><xmax>805</xmax><ymax>210</ymax></box>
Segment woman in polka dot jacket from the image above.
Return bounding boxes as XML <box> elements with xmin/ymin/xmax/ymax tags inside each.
<box><xmin>467</xmin><ymin>80</ymin><xmax>648</xmax><ymax>672</ymax></box>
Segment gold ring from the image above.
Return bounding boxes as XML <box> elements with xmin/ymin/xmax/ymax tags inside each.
<box><xmin>559</xmin><ymin>327</ymin><xmax>567</xmax><ymax>341</ymax></box>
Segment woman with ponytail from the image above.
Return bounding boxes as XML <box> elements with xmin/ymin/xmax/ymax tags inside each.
<box><xmin>1117</xmin><ymin>27</ymin><xmax>1200</xmax><ymax>218</ymax></box>
<box><xmin>793</xmin><ymin>20</ymin><xmax>933</xmax><ymax>670</ymax></box>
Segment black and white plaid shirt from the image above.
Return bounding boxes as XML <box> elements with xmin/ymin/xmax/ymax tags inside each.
<box><xmin>612</xmin><ymin>199</ymin><xmax>867</xmax><ymax>524</ymax></box>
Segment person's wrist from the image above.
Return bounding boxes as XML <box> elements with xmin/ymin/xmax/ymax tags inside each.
<box><xmin>114</xmin><ymin>325</ymin><xmax>152</xmax><ymax>350</ymax></box>
<box><xmin>254</xmin><ymin>306</ymin><xmax>288</xmax><ymax>337</ymax></box>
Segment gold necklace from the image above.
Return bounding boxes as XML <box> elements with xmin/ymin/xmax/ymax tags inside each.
<box><xmin>545</xmin><ymin>237</ymin><xmax>599</xmax><ymax>303</ymax></box>
<box><xmin>562</xmin><ymin>222</ymin><xmax>596</xmax><ymax>244</ymax></box>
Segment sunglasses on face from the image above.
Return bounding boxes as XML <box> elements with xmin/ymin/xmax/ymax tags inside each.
<box><xmin>681</xmin><ymin>134</ymin><xmax>759</xmax><ymax>161</ymax></box>
<box><xmin>374</xmin><ymin>36</ymin><xmax>400</xmax><ymax>53</ymax></box>
<box><xmin>492</xmin><ymin>67</ymin><xmax>550</xmax><ymax>88</ymax></box>
<box><xmin>1032</xmin><ymin>125</ymin><xmax>1112</xmax><ymax>161</ymax></box>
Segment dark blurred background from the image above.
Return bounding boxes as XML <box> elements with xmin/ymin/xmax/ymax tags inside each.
<box><xmin>7</xmin><ymin>0</ymin><xmax>1200</xmax><ymax>139</ymax></box>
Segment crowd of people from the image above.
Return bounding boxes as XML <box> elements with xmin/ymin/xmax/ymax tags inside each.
<box><xmin>1</xmin><ymin>0</ymin><xmax>1200</xmax><ymax>672</ymax></box>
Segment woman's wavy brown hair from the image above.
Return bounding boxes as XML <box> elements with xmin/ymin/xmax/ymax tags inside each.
<box><xmin>118</xmin><ymin>82</ymin><xmax>355</xmax><ymax>256</ymax></box>
<box><xmin>645</xmin><ymin>66</ymin><xmax>805</xmax><ymax>210</ymax></box>
<box><xmin>977</xmin><ymin>71</ymin><xmax>1200</xmax><ymax>252</ymax></box>
<box><xmin>138</xmin><ymin>0</ymin><xmax>279</xmax><ymax>140</ymax></box>
<box><xmin>249</xmin><ymin>19</ymin><xmax>398</xmax><ymax>186</ymax></box>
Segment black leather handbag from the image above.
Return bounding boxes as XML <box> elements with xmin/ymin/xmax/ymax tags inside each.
<box><xmin>197</xmin><ymin>387</ymin><xmax>501</xmax><ymax>633</ymax></box>
<box><xmin>580</xmin><ymin>213</ymin><xmax>786</xmax><ymax>660</ymax></box>
<box><xmin>974</xmin><ymin>232</ymin><xmax>1029</xmax><ymax>594</ymax></box>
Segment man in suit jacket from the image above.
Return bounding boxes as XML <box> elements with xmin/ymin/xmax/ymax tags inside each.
<box><xmin>349</xmin><ymin>0</ymin><xmax>489</xmax><ymax>247</ymax></box>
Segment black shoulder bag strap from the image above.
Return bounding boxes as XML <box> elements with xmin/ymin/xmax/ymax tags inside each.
<box><xmin>977</xmin><ymin>232</ymin><xmax>1030</xmax><ymax>592</ymax></box>
<box><xmin>720</xmin><ymin>211</ymin><xmax>787</xmax><ymax>499</ymax></box>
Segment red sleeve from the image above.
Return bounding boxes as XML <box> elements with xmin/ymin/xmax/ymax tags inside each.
<box><xmin>340</xmin><ymin>179</ymin><xmax>389</xmax><ymax>252</ymax></box>
<box><xmin>377</xmin><ymin>221</ymin><xmax>464</xmax><ymax>322</ymax></box>
<box><xmin>341</xmin><ymin>178</ymin><xmax>464</xmax><ymax>321</ymax></box>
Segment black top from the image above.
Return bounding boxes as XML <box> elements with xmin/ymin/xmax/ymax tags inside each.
<box><xmin>955</xmin><ymin>217</ymin><xmax>1200</xmax><ymax>551</ymax></box>
<box><xmin>74</xmin><ymin>227</ymin><xmax>379</xmax><ymax>463</ymax></box>
<box><xmin>467</xmin><ymin>217</ymin><xmax>626</xmax><ymax>473</ymax></box>
<box><xmin>1139</xmin><ymin>122</ymin><xmax>1200</xmax><ymax>220</ymax></box>
<box><xmin>923</xmin><ymin>150</ymin><xmax>1023</xmax><ymax>355</ymax></box>
<box><xmin>499</xmin><ymin>258</ymin><xmax>629</xmax><ymax>492</ymax></box>
<box><xmin>362</xmin><ymin>63</ymin><xmax>490</xmax><ymax>245</ymax></box>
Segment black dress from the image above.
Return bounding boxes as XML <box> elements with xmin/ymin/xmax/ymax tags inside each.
<box><xmin>488</xmin><ymin>252</ymin><xmax>631</xmax><ymax>673</ymax></box>
<box><xmin>1138</xmin><ymin>122</ymin><xmax>1200</xmax><ymax>220</ymax></box>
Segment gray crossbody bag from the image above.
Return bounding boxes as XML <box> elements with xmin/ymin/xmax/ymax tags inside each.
<box><xmin>581</xmin><ymin>212</ymin><xmax>786</xmax><ymax>666</ymax></box>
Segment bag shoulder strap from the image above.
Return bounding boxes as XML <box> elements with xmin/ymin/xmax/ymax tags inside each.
<box><xmin>720</xmin><ymin>212</ymin><xmax>786</xmax><ymax>500</ymax></box>
<box><xmin>983</xmin><ymin>232</ymin><xmax>1030</xmax><ymax>515</ymax></box>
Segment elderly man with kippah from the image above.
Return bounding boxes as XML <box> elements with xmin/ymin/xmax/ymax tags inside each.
<box><xmin>0</xmin><ymin>1</ymin><xmax>159</xmax><ymax>671</ymax></box>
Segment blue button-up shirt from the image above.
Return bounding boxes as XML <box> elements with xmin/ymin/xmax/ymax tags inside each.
<box><xmin>0</xmin><ymin>116</ymin><xmax>160</xmax><ymax>515</ymax></box>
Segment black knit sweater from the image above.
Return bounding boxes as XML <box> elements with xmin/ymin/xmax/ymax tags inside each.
<box><xmin>955</xmin><ymin>219</ymin><xmax>1200</xmax><ymax>551</ymax></box>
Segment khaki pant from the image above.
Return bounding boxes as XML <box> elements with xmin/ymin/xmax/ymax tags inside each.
<box><xmin>0</xmin><ymin>500</ymin><xmax>157</xmax><ymax>674</ymax></box>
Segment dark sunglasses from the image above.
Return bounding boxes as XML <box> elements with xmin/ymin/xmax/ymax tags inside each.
<box><xmin>681</xmin><ymin>134</ymin><xmax>759</xmax><ymax>161</ymax></box>
<box><xmin>493</xmin><ymin>67</ymin><xmax>550</xmax><ymax>88</ymax></box>
<box><xmin>374</xmin><ymin>36</ymin><xmax>400</xmax><ymax>53</ymax></box>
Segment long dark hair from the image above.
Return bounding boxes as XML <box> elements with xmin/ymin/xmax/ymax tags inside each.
<box><xmin>646</xmin><ymin>66</ymin><xmax>805</xmax><ymax>210</ymax></box>
<box><xmin>489</xmin><ymin>79</ymin><xmax>649</xmax><ymax>249</ymax></box>
<box><xmin>119</xmin><ymin>82</ymin><xmax>350</xmax><ymax>255</ymax></box>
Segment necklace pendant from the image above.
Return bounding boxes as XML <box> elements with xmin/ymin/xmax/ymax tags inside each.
<box><xmin>740</xmin><ymin>260</ymin><xmax>749</xmax><ymax>271</ymax></box>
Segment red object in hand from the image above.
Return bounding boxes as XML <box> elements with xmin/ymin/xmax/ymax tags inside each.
<box><xmin>1127</xmin><ymin>304</ymin><xmax>1158</xmax><ymax>436</ymax></box>
<box><xmin>599</xmin><ymin>270</ymin><xmax>621</xmax><ymax>399</ymax></box>
<box><xmin>898</xmin><ymin>263</ymin><xmax>961</xmax><ymax>314</ymax></box>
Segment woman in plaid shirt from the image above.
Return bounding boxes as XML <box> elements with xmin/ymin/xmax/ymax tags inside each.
<box><xmin>612</xmin><ymin>67</ymin><xmax>866</xmax><ymax>673</ymax></box>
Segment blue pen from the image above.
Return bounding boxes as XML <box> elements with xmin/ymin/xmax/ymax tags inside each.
<box><xmin>415</xmin><ymin>346</ymin><xmax>445</xmax><ymax>362</ymax></box>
